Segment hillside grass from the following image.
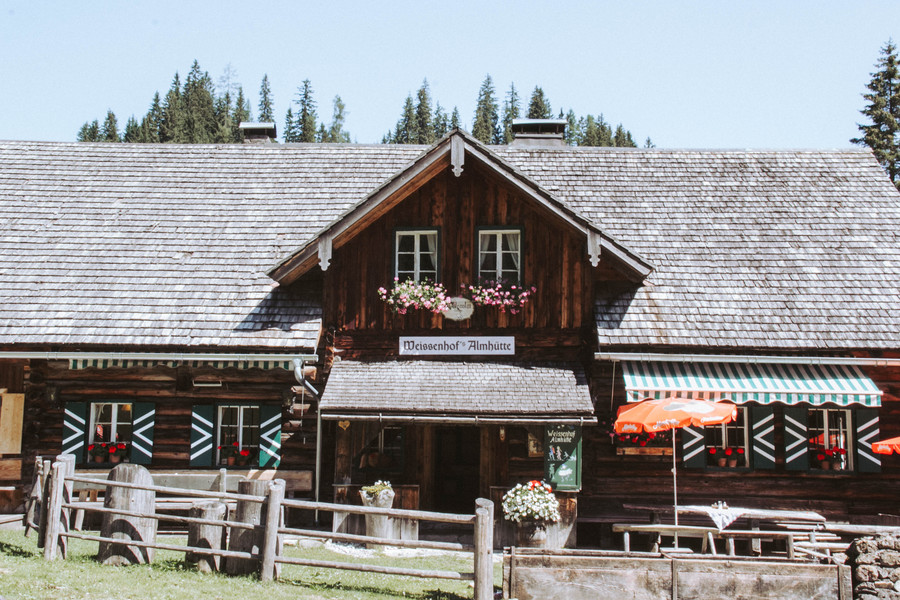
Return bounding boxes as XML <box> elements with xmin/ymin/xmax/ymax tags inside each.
<box><xmin>0</xmin><ymin>529</ymin><xmax>500</xmax><ymax>600</ymax></box>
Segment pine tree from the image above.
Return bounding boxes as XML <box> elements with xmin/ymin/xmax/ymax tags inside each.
<box><xmin>392</xmin><ymin>95</ymin><xmax>418</xmax><ymax>144</ymax></box>
<box><xmin>472</xmin><ymin>75</ymin><xmax>499</xmax><ymax>144</ymax></box>
<box><xmin>258</xmin><ymin>74</ymin><xmax>274</xmax><ymax>123</ymax></box>
<box><xmin>77</xmin><ymin>120</ymin><xmax>101</xmax><ymax>142</ymax></box>
<box><xmin>295</xmin><ymin>79</ymin><xmax>318</xmax><ymax>143</ymax></box>
<box><xmin>853</xmin><ymin>40</ymin><xmax>900</xmax><ymax>188</ymax></box>
<box><xmin>613</xmin><ymin>124</ymin><xmax>636</xmax><ymax>147</ymax></box>
<box><xmin>450</xmin><ymin>107</ymin><xmax>461</xmax><ymax>130</ymax></box>
<box><xmin>232</xmin><ymin>87</ymin><xmax>250</xmax><ymax>142</ymax></box>
<box><xmin>123</xmin><ymin>116</ymin><xmax>142</xmax><ymax>142</ymax></box>
<box><xmin>160</xmin><ymin>73</ymin><xmax>184</xmax><ymax>142</ymax></box>
<box><xmin>414</xmin><ymin>80</ymin><xmax>434</xmax><ymax>144</ymax></box>
<box><xmin>527</xmin><ymin>86</ymin><xmax>552</xmax><ymax>119</ymax></box>
<box><xmin>644</xmin><ymin>137</ymin><xmax>655</xmax><ymax>148</ymax></box>
<box><xmin>283</xmin><ymin>107</ymin><xmax>298</xmax><ymax>142</ymax></box>
<box><xmin>433</xmin><ymin>102</ymin><xmax>449</xmax><ymax>139</ymax></box>
<box><xmin>144</xmin><ymin>92</ymin><xmax>163</xmax><ymax>143</ymax></box>
<box><xmin>582</xmin><ymin>115</ymin><xmax>600</xmax><ymax>146</ymax></box>
<box><xmin>213</xmin><ymin>92</ymin><xmax>234</xmax><ymax>143</ymax></box>
<box><xmin>501</xmin><ymin>83</ymin><xmax>520</xmax><ymax>144</ymax></box>
<box><xmin>182</xmin><ymin>60</ymin><xmax>217</xmax><ymax>143</ymax></box>
<box><xmin>100</xmin><ymin>110</ymin><xmax>120</xmax><ymax>142</ymax></box>
<box><xmin>326</xmin><ymin>95</ymin><xmax>350</xmax><ymax>143</ymax></box>
<box><xmin>564</xmin><ymin>109</ymin><xmax>579</xmax><ymax>145</ymax></box>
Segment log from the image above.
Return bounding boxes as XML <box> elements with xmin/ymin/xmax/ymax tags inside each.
<box><xmin>186</xmin><ymin>501</ymin><xmax>227</xmax><ymax>573</ymax></box>
<box><xmin>36</xmin><ymin>459</ymin><xmax>52</xmax><ymax>547</ymax></box>
<box><xmin>473</xmin><ymin>502</ymin><xmax>494</xmax><ymax>600</ymax></box>
<box><xmin>55</xmin><ymin>455</ymin><xmax>75</xmax><ymax>559</ymax></box>
<box><xmin>97</xmin><ymin>464</ymin><xmax>157</xmax><ymax>565</ymax></box>
<box><xmin>259</xmin><ymin>481</ymin><xmax>285</xmax><ymax>582</ymax></box>
<box><xmin>225</xmin><ymin>479</ymin><xmax>269</xmax><ymax>576</ymax></box>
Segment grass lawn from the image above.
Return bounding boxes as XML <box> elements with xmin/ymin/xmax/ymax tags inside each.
<box><xmin>0</xmin><ymin>529</ymin><xmax>501</xmax><ymax>600</ymax></box>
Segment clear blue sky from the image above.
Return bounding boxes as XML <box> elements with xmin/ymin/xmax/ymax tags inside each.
<box><xmin>1</xmin><ymin>1</ymin><xmax>898</xmax><ymax>148</ymax></box>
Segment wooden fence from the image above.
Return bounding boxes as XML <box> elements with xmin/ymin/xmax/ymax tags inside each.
<box><xmin>35</xmin><ymin>457</ymin><xmax>494</xmax><ymax>600</ymax></box>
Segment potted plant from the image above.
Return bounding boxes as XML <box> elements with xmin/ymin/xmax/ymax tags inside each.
<box><xmin>359</xmin><ymin>480</ymin><xmax>395</xmax><ymax>546</ymax></box>
<box><xmin>501</xmin><ymin>480</ymin><xmax>561</xmax><ymax>548</ymax></box>
<box><xmin>88</xmin><ymin>442</ymin><xmax>108</xmax><ymax>463</ymax></box>
<box><xmin>462</xmin><ymin>279</ymin><xmax>536</xmax><ymax>314</ymax></box>
<box><xmin>218</xmin><ymin>441</ymin><xmax>239</xmax><ymax>466</ymax></box>
<box><xmin>828</xmin><ymin>447</ymin><xmax>847</xmax><ymax>470</ymax></box>
<box><xmin>378</xmin><ymin>279</ymin><xmax>451</xmax><ymax>315</ymax></box>
<box><xmin>709</xmin><ymin>447</ymin><xmax>727</xmax><ymax>467</ymax></box>
<box><xmin>814</xmin><ymin>448</ymin><xmax>831</xmax><ymax>470</ymax></box>
<box><xmin>236</xmin><ymin>447</ymin><xmax>253</xmax><ymax>467</ymax></box>
<box><xmin>725</xmin><ymin>447</ymin><xmax>745</xmax><ymax>468</ymax></box>
<box><xmin>107</xmin><ymin>442</ymin><xmax>128</xmax><ymax>464</ymax></box>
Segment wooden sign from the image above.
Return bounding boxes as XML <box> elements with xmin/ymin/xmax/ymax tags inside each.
<box><xmin>0</xmin><ymin>393</ymin><xmax>24</xmax><ymax>454</ymax></box>
<box><xmin>443</xmin><ymin>297</ymin><xmax>474</xmax><ymax>321</ymax></box>
<box><xmin>544</xmin><ymin>425</ymin><xmax>582</xmax><ymax>491</ymax></box>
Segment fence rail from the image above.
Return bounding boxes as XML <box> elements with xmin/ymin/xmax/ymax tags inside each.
<box><xmin>36</xmin><ymin>457</ymin><xmax>494</xmax><ymax>600</ymax></box>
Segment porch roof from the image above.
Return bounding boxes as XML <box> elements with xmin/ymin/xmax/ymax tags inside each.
<box><xmin>319</xmin><ymin>360</ymin><xmax>595</xmax><ymax>424</ymax></box>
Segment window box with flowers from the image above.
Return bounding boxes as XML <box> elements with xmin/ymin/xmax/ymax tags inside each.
<box><xmin>708</xmin><ymin>446</ymin><xmax>745</xmax><ymax>468</ymax></box>
<box><xmin>378</xmin><ymin>278</ymin><xmax>451</xmax><ymax>315</ymax></box>
<box><xmin>462</xmin><ymin>279</ymin><xmax>536</xmax><ymax>315</ymax></box>
<box><xmin>813</xmin><ymin>446</ymin><xmax>848</xmax><ymax>471</ymax></box>
<box><xmin>604</xmin><ymin>418</ymin><xmax>673</xmax><ymax>456</ymax></box>
<box><xmin>87</xmin><ymin>442</ymin><xmax>129</xmax><ymax>464</ymax></box>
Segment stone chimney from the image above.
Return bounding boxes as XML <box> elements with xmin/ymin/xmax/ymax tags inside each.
<box><xmin>510</xmin><ymin>119</ymin><xmax>567</xmax><ymax>147</ymax></box>
<box><xmin>239</xmin><ymin>122</ymin><xmax>277</xmax><ymax>144</ymax></box>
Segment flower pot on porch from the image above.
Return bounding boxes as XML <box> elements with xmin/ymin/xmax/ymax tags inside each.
<box><xmin>728</xmin><ymin>458</ymin><xmax>738</xmax><ymax>468</ymax></box>
<box><xmin>93</xmin><ymin>455</ymin><xmax>105</xmax><ymax>463</ymax></box>
<box><xmin>360</xmin><ymin>488</ymin><xmax>395</xmax><ymax>548</ymax></box>
<box><xmin>109</xmin><ymin>454</ymin><xmax>122</xmax><ymax>464</ymax></box>
<box><xmin>226</xmin><ymin>456</ymin><xmax>235</xmax><ymax>466</ymax></box>
<box><xmin>717</xmin><ymin>457</ymin><xmax>727</xmax><ymax>467</ymax></box>
<box><xmin>819</xmin><ymin>460</ymin><xmax>831</xmax><ymax>470</ymax></box>
<box><xmin>515</xmin><ymin>521</ymin><xmax>548</xmax><ymax>548</ymax></box>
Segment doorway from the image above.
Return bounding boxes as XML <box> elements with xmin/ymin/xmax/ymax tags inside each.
<box><xmin>433</xmin><ymin>426</ymin><xmax>480</xmax><ymax>513</ymax></box>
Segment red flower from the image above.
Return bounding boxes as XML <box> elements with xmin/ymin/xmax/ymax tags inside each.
<box><xmin>117</xmin><ymin>443</ymin><xmax>126</xmax><ymax>450</ymax></box>
<box><xmin>88</xmin><ymin>444</ymin><xmax>95</xmax><ymax>451</ymax></box>
<box><xmin>725</xmin><ymin>448</ymin><xmax>733</xmax><ymax>456</ymax></box>
<box><xmin>816</xmin><ymin>453</ymin><xmax>825</xmax><ymax>461</ymax></box>
<box><xmin>708</xmin><ymin>447</ymin><xmax>717</xmax><ymax>455</ymax></box>
<box><xmin>639</xmin><ymin>440</ymin><xmax>647</xmax><ymax>447</ymax></box>
<box><xmin>239</xmin><ymin>449</ymin><xmax>250</xmax><ymax>457</ymax></box>
<box><xmin>737</xmin><ymin>448</ymin><xmax>745</xmax><ymax>455</ymax></box>
<box><xmin>647</xmin><ymin>432</ymin><xmax>656</xmax><ymax>440</ymax></box>
<box><xmin>232</xmin><ymin>441</ymin><xmax>239</xmax><ymax>447</ymax></box>
<box><xmin>108</xmin><ymin>446</ymin><xmax>116</xmax><ymax>454</ymax></box>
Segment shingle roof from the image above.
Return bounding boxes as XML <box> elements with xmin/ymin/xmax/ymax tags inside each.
<box><xmin>1</xmin><ymin>139</ymin><xmax>899</xmax><ymax>351</ymax></box>
<box><xmin>320</xmin><ymin>360</ymin><xmax>594</xmax><ymax>417</ymax></box>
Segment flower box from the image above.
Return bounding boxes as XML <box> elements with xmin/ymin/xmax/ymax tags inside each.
<box><xmin>616</xmin><ymin>446</ymin><xmax>673</xmax><ymax>456</ymax></box>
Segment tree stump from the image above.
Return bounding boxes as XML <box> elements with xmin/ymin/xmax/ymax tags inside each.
<box><xmin>97</xmin><ymin>464</ymin><xmax>157</xmax><ymax>565</ymax></box>
<box><xmin>186</xmin><ymin>501</ymin><xmax>227</xmax><ymax>573</ymax></box>
<box><xmin>225</xmin><ymin>479</ymin><xmax>269</xmax><ymax>575</ymax></box>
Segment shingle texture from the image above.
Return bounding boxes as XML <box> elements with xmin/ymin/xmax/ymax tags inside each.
<box><xmin>320</xmin><ymin>360</ymin><xmax>594</xmax><ymax>416</ymax></box>
<box><xmin>1</xmin><ymin>140</ymin><xmax>899</xmax><ymax>351</ymax></box>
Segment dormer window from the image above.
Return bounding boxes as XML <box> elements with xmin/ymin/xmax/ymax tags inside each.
<box><xmin>395</xmin><ymin>229</ymin><xmax>439</xmax><ymax>280</ymax></box>
<box><xmin>478</xmin><ymin>229</ymin><xmax>522</xmax><ymax>283</ymax></box>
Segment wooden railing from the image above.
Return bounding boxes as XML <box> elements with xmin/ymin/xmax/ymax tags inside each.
<box><xmin>35</xmin><ymin>456</ymin><xmax>494</xmax><ymax>600</ymax></box>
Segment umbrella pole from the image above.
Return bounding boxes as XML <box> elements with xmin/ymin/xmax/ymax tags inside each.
<box><xmin>672</xmin><ymin>433</ymin><xmax>679</xmax><ymax>548</ymax></box>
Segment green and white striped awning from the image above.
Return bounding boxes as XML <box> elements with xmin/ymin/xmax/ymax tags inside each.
<box><xmin>622</xmin><ymin>361</ymin><xmax>883</xmax><ymax>407</ymax></box>
<box><xmin>68</xmin><ymin>358</ymin><xmax>293</xmax><ymax>370</ymax></box>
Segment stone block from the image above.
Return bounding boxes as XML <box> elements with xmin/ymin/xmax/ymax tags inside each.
<box><xmin>882</xmin><ymin>551</ymin><xmax>900</xmax><ymax>567</ymax></box>
<box><xmin>858</xmin><ymin>565</ymin><xmax>882</xmax><ymax>582</ymax></box>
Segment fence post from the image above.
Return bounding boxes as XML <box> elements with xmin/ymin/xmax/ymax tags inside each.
<box><xmin>24</xmin><ymin>456</ymin><xmax>44</xmax><ymax>538</ymax></box>
<box><xmin>186</xmin><ymin>501</ymin><xmax>228</xmax><ymax>573</ymax></box>
<box><xmin>474</xmin><ymin>502</ymin><xmax>494</xmax><ymax>600</ymax></box>
<box><xmin>42</xmin><ymin>462</ymin><xmax>65</xmax><ymax>560</ymax></box>
<box><xmin>98</xmin><ymin>464</ymin><xmax>157</xmax><ymax>565</ymax></box>
<box><xmin>55</xmin><ymin>455</ymin><xmax>75</xmax><ymax>558</ymax></box>
<box><xmin>36</xmin><ymin>459</ymin><xmax>52</xmax><ymax>548</ymax></box>
<box><xmin>259</xmin><ymin>481</ymin><xmax>285</xmax><ymax>582</ymax></box>
<box><xmin>226</xmin><ymin>479</ymin><xmax>269</xmax><ymax>576</ymax></box>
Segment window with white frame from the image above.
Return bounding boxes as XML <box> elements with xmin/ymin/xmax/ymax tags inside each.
<box><xmin>807</xmin><ymin>408</ymin><xmax>852</xmax><ymax>471</ymax></box>
<box><xmin>217</xmin><ymin>405</ymin><xmax>260</xmax><ymax>465</ymax></box>
<box><xmin>395</xmin><ymin>230</ymin><xmax>438</xmax><ymax>281</ymax></box>
<box><xmin>704</xmin><ymin>406</ymin><xmax>749</xmax><ymax>468</ymax></box>
<box><xmin>89</xmin><ymin>402</ymin><xmax>133</xmax><ymax>445</ymax></box>
<box><xmin>478</xmin><ymin>229</ymin><xmax>521</xmax><ymax>283</ymax></box>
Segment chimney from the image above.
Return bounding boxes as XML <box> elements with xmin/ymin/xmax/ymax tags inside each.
<box><xmin>239</xmin><ymin>122</ymin><xmax>277</xmax><ymax>144</ymax></box>
<box><xmin>510</xmin><ymin>119</ymin><xmax>567</xmax><ymax>147</ymax></box>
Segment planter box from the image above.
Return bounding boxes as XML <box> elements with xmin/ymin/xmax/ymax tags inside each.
<box><xmin>616</xmin><ymin>447</ymin><xmax>673</xmax><ymax>456</ymax></box>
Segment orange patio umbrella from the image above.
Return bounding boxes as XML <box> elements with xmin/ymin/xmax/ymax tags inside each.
<box><xmin>872</xmin><ymin>436</ymin><xmax>900</xmax><ymax>455</ymax></box>
<box><xmin>615</xmin><ymin>397</ymin><xmax>737</xmax><ymax>537</ymax></box>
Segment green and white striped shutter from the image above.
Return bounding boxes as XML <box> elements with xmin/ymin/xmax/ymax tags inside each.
<box><xmin>130</xmin><ymin>402</ymin><xmax>155</xmax><ymax>465</ymax></box>
<box><xmin>681</xmin><ymin>425</ymin><xmax>707</xmax><ymax>469</ymax></box>
<box><xmin>749</xmin><ymin>405</ymin><xmax>776</xmax><ymax>469</ymax></box>
<box><xmin>189</xmin><ymin>405</ymin><xmax>215</xmax><ymax>467</ymax></box>
<box><xmin>855</xmin><ymin>408</ymin><xmax>881</xmax><ymax>473</ymax></box>
<box><xmin>62</xmin><ymin>402</ymin><xmax>88</xmax><ymax>461</ymax></box>
<box><xmin>783</xmin><ymin>405</ymin><xmax>809</xmax><ymax>471</ymax></box>
<box><xmin>258</xmin><ymin>405</ymin><xmax>282</xmax><ymax>468</ymax></box>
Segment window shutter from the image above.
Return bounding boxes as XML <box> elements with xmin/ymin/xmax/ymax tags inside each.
<box><xmin>855</xmin><ymin>408</ymin><xmax>881</xmax><ymax>473</ymax></box>
<box><xmin>62</xmin><ymin>401</ymin><xmax>88</xmax><ymax>461</ymax></box>
<box><xmin>749</xmin><ymin>405</ymin><xmax>776</xmax><ymax>469</ymax></box>
<box><xmin>783</xmin><ymin>405</ymin><xmax>809</xmax><ymax>471</ymax></box>
<box><xmin>130</xmin><ymin>402</ymin><xmax>156</xmax><ymax>465</ymax></box>
<box><xmin>258</xmin><ymin>405</ymin><xmax>282</xmax><ymax>468</ymax></box>
<box><xmin>189</xmin><ymin>405</ymin><xmax>215</xmax><ymax>467</ymax></box>
<box><xmin>681</xmin><ymin>425</ymin><xmax>706</xmax><ymax>469</ymax></box>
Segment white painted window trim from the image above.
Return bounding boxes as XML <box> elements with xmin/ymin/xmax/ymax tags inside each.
<box><xmin>477</xmin><ymin>229</ymin><xmax>522</xmax><ymax>282</ymax></box>
<box><xmin>88</xmin><ymin>402</ymin><xmax>130</xmax><ymax>444</ymax></box>
<box><xmin>216</xmin><ymin>405</ymin><xmax>259</xmax><ymax>463</ymax></box>
<box><xmin>395</xmin><ymin>230</ymin><xmax>439</xmax><ymax>280</ymax></box>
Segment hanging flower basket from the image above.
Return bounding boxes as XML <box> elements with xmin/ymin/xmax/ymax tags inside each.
<box><xmin>501</xmin><ymin>480</ymin><xmax>560</xmax><ymax>524</ymax></box>
<box><xmin>378</xmin><ymin>278</ymin><xmax>450</xmax><ymax>314</ymax></box>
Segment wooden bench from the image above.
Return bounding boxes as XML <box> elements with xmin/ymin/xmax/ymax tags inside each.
<box><xmin>613</xmin><ymin>523</ymin><xmax>720</xmax><ymax>554</ymax></box>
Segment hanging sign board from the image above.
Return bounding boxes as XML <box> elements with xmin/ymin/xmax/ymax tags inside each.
<box><xmin>544</xmin><ymin>424</ymin><xmax>582</xmax><ymax>491</ymax></box>
<box><xmin>399</xmin><ymin>336</ymin><xmax>515</xmax><ymax>356</ymax></box>
<box><xmin>443</xmin><ymin>297</ymin><xmax>475</xmax><ymax>321</ymax></box>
